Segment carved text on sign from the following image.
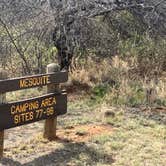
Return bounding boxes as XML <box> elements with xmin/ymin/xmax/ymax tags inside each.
<box><xmin>0</xmin><ymin>93</ymin><xmax>67</xmax><ymax>130</ymax></box>
<box><xmin>20</xmin><ymin>75</ymin><xmax>50</xmax><ymax>88</ymax></box>
<box><xmin>10</xmin><ymin>96</ymin><xmax>56</xmax><ymax>125</ymax></box>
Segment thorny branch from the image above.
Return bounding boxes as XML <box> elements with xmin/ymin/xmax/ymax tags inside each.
<box><xmin>48</xmin><ymin>0</ymin><xmax>166</xmax><ymax>69</ymax></box>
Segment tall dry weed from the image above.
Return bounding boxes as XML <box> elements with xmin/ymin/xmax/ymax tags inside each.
<box><xmin>69</xmin><ymin>56</ymin><xmax>165</xmax><ymax>106</ymax></box>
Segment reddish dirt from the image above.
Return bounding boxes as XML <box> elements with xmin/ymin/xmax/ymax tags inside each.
<box><xmin>56</xmin><ymin>124</ymin><xmax>112</xmax><ymax>143</ymax></box>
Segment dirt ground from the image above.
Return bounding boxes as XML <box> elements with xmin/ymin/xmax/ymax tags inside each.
<box><xmin>0</xmin><ymin>103</ymin><xmax>165</xmax><ymax>166</ymax></box>
<box><xmin>1</xmin><ymin>123</ymin><xmax>112</xmax><ymax>166</ymax></box>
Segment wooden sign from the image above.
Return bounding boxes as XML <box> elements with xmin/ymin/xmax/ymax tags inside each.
<box><xmin>0</xmin><ymin>92</ymin><xmax>67</xmax><ymax>131</ymax></box>
<box><xmin>0</xmin><ymin>71</ymin><xmax>68</xmax><ymax>93</ymax></box>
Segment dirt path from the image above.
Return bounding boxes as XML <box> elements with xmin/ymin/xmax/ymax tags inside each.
<box><xmin>0</xmin><ymin>106</ymin><xmax>165</xmax><ymax>166</ymax></box>
<box><xmin>1</xmin><ymin>124</ymin><xmax>112</xmax><ymax>166</ymax></box>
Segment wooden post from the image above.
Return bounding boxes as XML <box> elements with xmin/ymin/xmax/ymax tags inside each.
<box><xmin>145</xmin><ymin>78</ymin><xmax>157</xmax><ymax>107</ymax></box>
<box><xmin>146</xmin><ymin>88</ymin><xmax>157</xmax><ymax>106</ymax></box>
<box><xmin>43</xmin><ymin>64</ymin><xmax>60</xmax><ymax>140</ymax></box>
<box><xmin>0</xmin><ymin>69</ymin><xmax>7</xmax><ymax>158</ymax></box>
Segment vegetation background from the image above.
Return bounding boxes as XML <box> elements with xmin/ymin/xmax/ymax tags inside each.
<box><xmin>0</xmin><ymin>0</ymin><xmax>166</xmax><ymax>165</ymax></box>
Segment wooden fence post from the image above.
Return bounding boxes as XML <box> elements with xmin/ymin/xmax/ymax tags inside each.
<box><xmin>0</xmin><ymin>69</ymin><xmax>7</xmax><ymax>158</ymax></box>
<box><xmin>43</xmin><ymin>64</ymin><xmax>60</xmax><ymax>140</ymax></box>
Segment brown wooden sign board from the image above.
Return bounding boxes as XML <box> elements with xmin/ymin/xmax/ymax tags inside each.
<box><xmin>0</xmin><ymin>71</ymin><xmax>68</xmax><ymax>93</ymax></box>
<box><xmin>0</xmin><ymin>92</ymin><xmax>67</xmax><ymax>131</ymax></box>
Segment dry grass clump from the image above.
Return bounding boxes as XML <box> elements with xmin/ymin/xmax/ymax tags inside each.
<box><xmin>70</xmin><ymin>56</ymin><xmax>131</xmax><ymax>86</ymax></box>
<box><xmin>67</xmin><ymin>57</ymin><xmax>113</xmax><ymax>92</ymax></box>
<box><xmin>69</xmin><ymin>55</ymin><xmax>166</xmax><ymax>107</ymax></box>
<box><xmin>156</xmin><ymin>77</ymin><xmax>166</xmax><ymax>99</ymax></box>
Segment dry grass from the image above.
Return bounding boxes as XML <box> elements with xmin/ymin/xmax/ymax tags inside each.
<box><xmin>69</xmin><ymin>57</ymin><xmax>112</xmax><ymax>87</ymax></box>
<box><xmin>69</xmin><ymin>56</ymin><xmax>166</xmax><ymax>107</ymax></box>
<box><xmin>1</xmin><ymin>55</ymin><xmax>165</xmax><ymax>166</ymax></box>
<box><xmin>2</xmin><ymin>101</ymin><xmax>165</xmax><ymax>166</ymax></box>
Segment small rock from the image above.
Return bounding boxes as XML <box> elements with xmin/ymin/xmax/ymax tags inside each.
<box><xmin>104</xmin><ymin>111</ymin><xmax>115</xmax><ymax>118</ymax></box>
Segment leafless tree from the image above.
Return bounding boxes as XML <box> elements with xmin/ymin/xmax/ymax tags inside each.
<box><xmin>0</xmin><ymin>0</ymin><xmax>55</xmax><ymax>74</ymax></box>
<box><xmin>48</xmin><ymin>0</ymin><xmax>166</xmax><ymax>69</ymax></box>
<box><xmin>0</xmin><ymin>0</ymin><xmax>165</xmax><ymax>72</ymax></box>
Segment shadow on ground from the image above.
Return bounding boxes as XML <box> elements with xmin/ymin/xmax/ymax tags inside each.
<box><xmin>0</xmin><ymin>140</ymin><xmax>114</xmax><ymax>166</ymax></box>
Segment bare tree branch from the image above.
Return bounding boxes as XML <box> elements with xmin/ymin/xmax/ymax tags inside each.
<box><xmin>0</xmin><ymin>17</ymin><xmax>31</xmax><ymax>74</ymax></box>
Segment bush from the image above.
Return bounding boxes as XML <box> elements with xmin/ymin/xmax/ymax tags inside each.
<box><xmin>118</xmin><ymin>35</ymin><xmax>166</xmax><ymax>77</ymax></box>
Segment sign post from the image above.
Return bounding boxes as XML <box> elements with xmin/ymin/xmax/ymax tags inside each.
<box><xmin>0</xmin><ymin>69</ymin><xmax>7</xmax><ymax>158</ymax></box>
<box><xmin>44</xmin><ymin>64</ymin><xmax>60</xmax><ymax>140</ymax></box>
